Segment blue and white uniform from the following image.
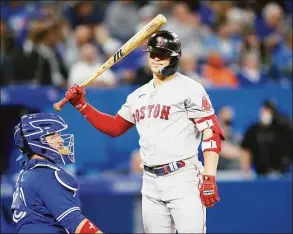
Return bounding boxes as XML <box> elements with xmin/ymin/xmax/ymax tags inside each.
<box><xmin>12</xmin><ymin>159</ymin><xmax>84</xmax><ymax>233</ymax></box>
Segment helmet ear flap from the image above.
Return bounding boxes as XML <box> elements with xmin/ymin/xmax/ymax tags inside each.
<box><xmin>160</xmin><ymin>56</ymin><xmax>180</xmax><ymax>77</ymax></box>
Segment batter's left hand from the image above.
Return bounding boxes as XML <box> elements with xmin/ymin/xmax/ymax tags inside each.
<box><xmin>200</xmin><ymin>175</ymin><xmax>220</xmax><ymax>208</ymax></box>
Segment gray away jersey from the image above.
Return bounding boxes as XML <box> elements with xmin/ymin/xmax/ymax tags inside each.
<box><xmin>118</xmin><ymin>72</ymin><xmax>214</xmax><ymax>166</ymax></box>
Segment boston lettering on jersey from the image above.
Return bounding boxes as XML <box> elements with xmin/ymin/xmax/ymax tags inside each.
<box><xmin>133</xmin><ymin>104</ymin><xmax>171</xmax><ymax>123</ymax></box>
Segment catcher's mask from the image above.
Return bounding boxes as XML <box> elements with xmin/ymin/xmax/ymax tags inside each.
<box><xmin>13</xmin><ymin>113</ymin><xmax>74</xmax><ymax>165</ymax></box>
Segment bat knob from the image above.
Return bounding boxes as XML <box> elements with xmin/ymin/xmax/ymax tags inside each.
<box><xmin>53</xmin><ymin>97</ymin><xmax>69</xmax><ymax>111</ymax></box>
<box><xmin>53</xmin><ymin>103</ymin><xmax>62</xmax><ymax>112</ymax></box>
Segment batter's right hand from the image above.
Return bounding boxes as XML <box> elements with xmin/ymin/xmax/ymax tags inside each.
<box><xmin>65</xmin><ymin>84</ymin><xmax>88</xmax><ymax>111</ymax></box>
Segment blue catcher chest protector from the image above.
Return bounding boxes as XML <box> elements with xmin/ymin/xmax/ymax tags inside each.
<box><xmin>13</xmin><ymin>113</ymin><xmax>74</xmax><ymax>165</ymax></box>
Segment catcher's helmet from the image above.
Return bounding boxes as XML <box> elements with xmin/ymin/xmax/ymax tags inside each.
<box><xmin>144</xmin><ymin>30</ymin><xmax>181</xmax><ymax>77</ymax></box>
<box><xmin>13</xmin><ymin>113</ymin><xmax>74</xmax><ymax>165</ymax></box>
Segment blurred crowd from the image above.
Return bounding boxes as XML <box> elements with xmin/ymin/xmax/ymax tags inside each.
<box><xmin>1</xmin><ymin>0</ymin><xmax>292</xmax><ymax>88</ymax></box>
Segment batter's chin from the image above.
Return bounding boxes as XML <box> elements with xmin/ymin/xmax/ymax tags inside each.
<box><xmin>150</xmin><ymin>66</ymin><xmax>162</xmax><ymax>74</ymax></box>
<box><xmin>152</xmin><ymin>69</ymin><xmax>162</xmax><ymax>76</ymax></box>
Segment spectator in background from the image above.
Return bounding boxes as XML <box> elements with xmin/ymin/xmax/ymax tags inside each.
<box><xmin>197</xmin><ymin>1</ymin><xmax>217</xmax><ymax>28</ymax></box>
<box><xmin>105</xmin><ymin>0</ymin><xmax>139</xmax><ymax>42</ymax></box>
<box><xmin>0</xmin><ymin>19</ymin><xmax>24</xmax><ymax>85</ymax></box>
<box><xmin>255</xmin><ymin>2</ymin><xmax>287</xmax><ymax>66</ymax></box>
<box><xmin>136</xmin><ymin>3</ymin><xmax>157</xmax><ymax>32</ymax></box>
<box><xmin>153</xmin><ymin>1</ymin><xmax>174</xmax><ymax>19</ymax></box>
<box><xmin>24</xmin><ymin>19</ymin><xmax>68</xmax><ymax>87</ymax></box>
<box><xmin>63</xmin><ymin>24</ymin><xmax>93</xmax><ymax>70</ymax></box>
<box><xmin>201</xmin><ymin>50</ymin><xmax>238</xmax><ymax>88</ymax></box>
<box><xmin>226</xmin><ymin>6</ymin><xmax>254</xmax><ymax>45</ymax></box>
<box><xmin>21</xmin><ymin>1</ymin><xmax>64</xmax><ymax>56</ymax></box>
<box><xmin>1</xmin><ymin>1</ymin><xmax>65</xmax><ymax>48</ymax></box>
<box><xmin>120</xmin><ymin>53</ymin><xmax>152</xmax><ymax>86</ymax></box>
<box><xmin>179</xmin><ymin>53</ymin><xmax>212</xmax><ymax>88</ymax></box>
<box><xmin>217</xmin><ymin>106</ymin><xmax>242</xmax><ymax>170</ymax></box>
<box><xmin>204</xmin><ymin>21</ymin><xmax>241</xmax><ymax>65</ymax></box>
<box><xmin>68</xmin><ymin>43</ymin><xmax>116</xmax><ymax>88</ymax></box>
<box><xmin>165</xmin><ymin>2</ymin><xmax>208</xmax><ymax>60</ymax></box>
<box><xmin>255</xmin><ymin>3</ymin><xmax>285</xmax><ymax>44</ymax></box>
<box><xmin>241</xmin><ymin>100</ymin><xmax>293</xmax><ymax>176</ymax></box>
<box><xmin>0</xmin><ymin>1</ymin><xmax>34</xmax><ymax>48</ymax></box>
<box><xmin>93</xmin><ymin>23</ymin><xmax>122</xmax><ymax>59</ymax></box>
<box><xmin>271</xmin><ymin>32</ymin><xmax>292</xmax><ymax>82</ymax></box>
<box><xmin>0</xmin><ymin>20</ymin><xmax>16</xmax><ymax>56</ymax></box>
<box><xmin>237</xmin><ymin>52</ymin><xmax>268</xmax><ymax>87</ymax></box>
<box><xmin>197</xmin><ymin>1</ymin><xmax>235</xmax><ymax>28</ymax></box>
<box><xmin>240</xmin><ymin>30</ymin><xmax>264</xmax><ymax>64</ymax></box>
<box><xmin>54</xmin><ymin>18</ymin><xmax>74</xmax><ymax>62</ymax></box>
<box><xmin>209</xmin><ymin>1</ymin><xmax>235</xmax><ymax>24</ymax></box>
<box><xmin>64</xmin><ymin>1</ymin><xmax>104</xmax><ymax>29</ymax></box>
<box><xmin>39</xmin><ymin>1</ymin><xmax>64</xmax><ymax>19</ymax></box>
<box><xmin>138</xmin><ymin>1</ymin><xmax>173</xmax><ymax>27</ymax></box>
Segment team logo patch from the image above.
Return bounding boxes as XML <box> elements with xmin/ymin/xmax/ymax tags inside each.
<box><xmin>156</xmin><ymin>36</ymin><xmax>164</xmax><ymax>46</ymax></box>
<box><xmin>202</xmin><ymin>95</ymin><xmax>212</xmax><ymax>111</ymax></box>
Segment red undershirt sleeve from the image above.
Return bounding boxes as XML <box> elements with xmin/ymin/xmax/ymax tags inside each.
<box><xmin>79</xmin><ymin>104</ymin><xmax>134</xmax><ymax>137</ymax></box>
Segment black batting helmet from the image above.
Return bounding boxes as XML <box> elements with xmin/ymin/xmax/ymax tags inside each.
<box><xmin>144</xmin><ymin>30</ymin><xmax>181</xmax><ymax>77</ymax></box>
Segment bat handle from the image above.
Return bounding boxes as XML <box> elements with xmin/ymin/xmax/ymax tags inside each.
<box><xmin>53</xmin><ymin>97</ymin><xmax>69</xmax><ymax>111</ymax></box>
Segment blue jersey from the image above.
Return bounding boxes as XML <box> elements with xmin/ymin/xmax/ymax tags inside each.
<box><xmin>11</xmin><ymin>159</ymin><xmax>85</xmax><ymax>233</ymax></box>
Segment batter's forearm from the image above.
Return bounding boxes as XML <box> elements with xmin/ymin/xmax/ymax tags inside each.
<box><xmin>203</xmin><ymin>151</ymin><xmax>219</xmax><ymax>176</ymax></box>
<box><xmin>80</xmin><ymin>104</ymin><xmax>134</xmax><ymax>137</ymax></box>
<box><xmin>202</xmin><ymin>129</ymin><xmax>219</xmax><ymax>176</ymax></box>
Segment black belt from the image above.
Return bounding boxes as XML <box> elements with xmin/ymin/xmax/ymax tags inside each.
<box><xmin>144</xmin><ymin>160</ymin><xmax>186</xmax><ymax>176</ymax></box>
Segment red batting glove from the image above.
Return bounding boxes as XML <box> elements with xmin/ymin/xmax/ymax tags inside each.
<box><xmin>200</xmin><ymin>175</ymin><xmax>220</xmax><ymax>208</ymax></box>
<box><xmin>65</xmin><ymin>84</ymin><xmax>88</xmax><ymax>111</ymax></box>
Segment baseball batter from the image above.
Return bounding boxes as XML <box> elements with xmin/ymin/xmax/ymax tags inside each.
<box><xmin>65</xmin><ymin>30</ymin><xmax>225</xmax><ymax>233</ymax></box>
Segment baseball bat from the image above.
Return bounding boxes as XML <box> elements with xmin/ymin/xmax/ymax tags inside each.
<box><xmin>53</xmin><ymin>14</ymin><xmax>167</xmax><ymax>111</ymax></box>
